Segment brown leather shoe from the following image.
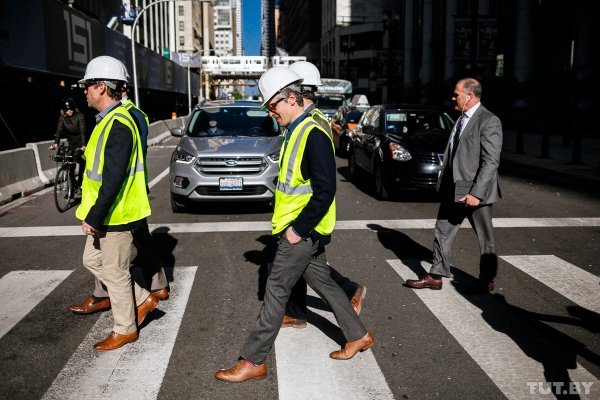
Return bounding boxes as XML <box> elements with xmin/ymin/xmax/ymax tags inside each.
<box><xmin>137</xmin><ymin>294</ymin><xmax>159</xmax><ymax>326</ymax></box>
<box><xmin>281</xmin><ymin>314</ymin><xmax>307</xmax><ymax>329</ymax></box>
<box><xmin>330</xmin><ymin>332</ymin><xmax>375</xmax><ymax>360</ymax></box>
<box><xmin>93</xmin><ymin>331</ymin><xmax>138</xmax><ymax>351</ymax></box>
<box><xmin>215</xmin><ymin>360</ymin><xmax>267</xmax><ymax>382</ymax></box>
<box><xmin>68</xmin><ymin>296</ymin><xmax>110</xmax><ymax>315</ymax></box>
<box><xmin>405</xmin><ymin>274</ymin><xmax>443</xmax><ymax>290</ymax></box>
<box><xmin>151</xmin><ymin>287</ymin><xmax>169</xmax><ymax>300</ymax></box>
<box><xmin>350</xmin><ymin>285</ymin><xmax>367</xmax><ymax>315</ymax></box>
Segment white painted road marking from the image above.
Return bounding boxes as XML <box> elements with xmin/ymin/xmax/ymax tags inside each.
<box><xmin>42</xmin><ymin>266</ymin><xmax>198</xmax><ymax>400</ymax></box>
<box><xmin>0</xmin><ymin>270</ymin><xmax>73</xmax><ymax>339</ymax></box>
<box><xmin>501</xmin><ymin>255</ymin><xmax>600</xmax><ymax>314</ymax></box>
<box><xmin>148</xmin><ymin>167</ymin><xmax>170</xmax><ymax>189</ymax></box>
<box><xmin>275</xmin><ymin>288</ymin><xmax>393</xmax><ymax>400</ymax></box>
<box><xmin>1</xmin><ymin>217</ymin><xmax>599</xmax><ymax>238</ymax></box>
<box><xmin>388</xmin><ymin>259</ymin><xmax>599</xmax><ymax>400</ymax></box>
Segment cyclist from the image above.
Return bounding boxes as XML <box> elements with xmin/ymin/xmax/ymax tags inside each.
<box><xmin>51</xmin><ymin>98</ymin><xmax>86</xmax><ymax>189</ymax></box>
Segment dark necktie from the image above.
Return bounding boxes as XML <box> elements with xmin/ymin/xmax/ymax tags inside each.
<box><xmin>451</xmin><ymin>114</ymin><xmax>465</xmax><ymax>159</ymax></box>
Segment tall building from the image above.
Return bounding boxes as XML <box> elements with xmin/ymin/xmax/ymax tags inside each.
<box><xmin>214</xmin><ymin>0</ymin><xmax>236</xmax><ymax>56</ymax></box>
<box><xmin>261</xmin><ymin>0</ymin><xmax>275</xmax><ymax>57</ymax></box>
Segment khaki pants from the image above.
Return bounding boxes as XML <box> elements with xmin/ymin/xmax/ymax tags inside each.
<box><xmin>83</xmin><ymin>232</ymin><xmax>150</xmax><ymax>334</ymax></box>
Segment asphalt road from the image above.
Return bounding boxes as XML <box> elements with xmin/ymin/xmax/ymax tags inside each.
<box><xmin>1</xmin><ymin>136</ymin><xmax>598</xmax><ymax>400</ymax></box>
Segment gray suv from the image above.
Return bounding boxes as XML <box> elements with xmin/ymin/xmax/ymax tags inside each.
<box><xmin>169</xmin><ymin>100</ymin><xmax>281</xmax><ymax>212</ymax></box>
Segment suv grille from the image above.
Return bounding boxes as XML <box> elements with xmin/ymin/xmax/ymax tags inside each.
<box><xmin>195</xmin><ymin>157</ymin><xmax>267</xmax><ymax>175</ymax></box>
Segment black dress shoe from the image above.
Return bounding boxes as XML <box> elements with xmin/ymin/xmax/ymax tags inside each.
<box><xmin>405</xmin><ymin>274</ymin><xmax>442</xmax><ymax>290</ymax></box>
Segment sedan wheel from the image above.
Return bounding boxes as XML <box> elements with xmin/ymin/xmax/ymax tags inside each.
<box><xmin>374</xmin><ymin>162</ymin><xmax>389</xmax><ymax>200</ymax></box>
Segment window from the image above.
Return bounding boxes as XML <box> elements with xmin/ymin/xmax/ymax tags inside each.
<box><xmin>179</xmin><ymin>36</ymin><xmax>185</xmax><ymax>46</ymax></box>
<box><xmin>178</xmin><ymin>5</ymin><xmax>184</xmax><ymax>16</ymax></box>
<box><xmin>179</xmin><ymin>21</ymin><xmax>184</xmax><ymax>31</ymax></box>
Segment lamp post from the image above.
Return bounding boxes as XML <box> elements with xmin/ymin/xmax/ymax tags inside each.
<box><xmin>131</xmin><ymin>0</ymin><xmax>213</xmax><ymax>107</ymax></box>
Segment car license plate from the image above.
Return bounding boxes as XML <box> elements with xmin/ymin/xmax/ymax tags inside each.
<box><xmin>219</xmin><ymin>177</ymin><xmax>243</xmax><ymax>191</ymax></box>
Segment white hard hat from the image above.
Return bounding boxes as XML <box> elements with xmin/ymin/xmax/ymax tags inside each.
<box><xmin>289</xmin><ymin>61</ymin><xmax>321</xmax><ymax>87</ymax></box>
<box><xmin>117</xmin><ymin>59</ymin><xmax>131</xmax><ymax>81</ymax></box>
<box><xmin>258</xmin><ymin>67</ymin><xmax>303</xmax><ymax>107</ymax></box>
<box><xmin>79</xmin><ymin>56</ymin><xmax>128</xmax><ymax>84</ymax></box>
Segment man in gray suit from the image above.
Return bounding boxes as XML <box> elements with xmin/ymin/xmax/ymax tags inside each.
<box><xmin>406</xmin><ymin>77</ymin><xmax>502</xmax><ymax>292</ymax></box>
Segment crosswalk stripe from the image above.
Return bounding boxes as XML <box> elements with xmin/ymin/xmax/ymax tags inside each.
<box><xmin>275</xmin><ymin>288</ymin><xmax>393</xmax><ymax>400</ymax></box>
<box><xmin>1</xmin><ymin>217</ymin><xmax>599</xmax><ymax>238</ymax></box>
<box><xmin>500</xmin><ymin>255</ymin><xmax>600</xmax><ymax>314</ymax></box>
<box><xmin>0</xmin><ymin>270</ymin><xmax>73</xmax><ymax>339</ymax></box>
<box><xmin>42</xmin><ymin>266</ymin><xmax>198</xmax><ymax>400</ymax></box>
<box><xmin>388</xmin><ymin>259</ymin><xmax>599</xmax><ymax>400</ymax></box>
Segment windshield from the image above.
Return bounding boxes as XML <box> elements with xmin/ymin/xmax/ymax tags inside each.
<box><xmin>315</xmin><ymin>96</ymin><xmax>345</xmax><ymax>110</ymax></box>
<box><xmin>187</xmin><ymin>106</ymin><xmax>279</xmax><ymax>137</ymax></box>
<box><xmin>384</xmin><ymin>110</ymin><xmax>453</xmax><ymax>135</ymax></box>
<box><xmin>347</xmin><ymin>111</ymin><xmax>363</xmax><ymax>124</ymax></box>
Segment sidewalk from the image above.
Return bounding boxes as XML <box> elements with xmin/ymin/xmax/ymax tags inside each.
<box><xmin>500</xmin><ymin>130</ymin><xmax>600</xmax><ymax>194</ymax></box>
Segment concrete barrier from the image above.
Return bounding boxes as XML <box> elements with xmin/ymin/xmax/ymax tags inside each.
<box><xmin>148</xmin><ymin>116</ymin><xmax>186</xmax><ymax>147</ymax></box>
<box><xmin>0</xmin><ymin>147</ymin><xmax>45</xmax><ymax>205</ymax></box>
<box><xmin>26</xmin><ymin>140</ymin><xmax>60</xmax><ymax>184</ymax></box>
<box><xmin>0</xmin><ymin>117</ymin><xmax>181</xmax><ymax>206</ymax></box>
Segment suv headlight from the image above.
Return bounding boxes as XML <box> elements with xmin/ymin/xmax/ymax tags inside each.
<box><xmin>267</xmin><ymin>151</ymin><xmax>279</xmax><ymax>163</ymax></box>
<box><xmin>389</xmin><ymin>142</ymin><xmax>412</xmax><ymax>161</ymax></box>
<box><xmin>173</xmin><ymin>146</ymin><xmax>195</xmax><ymax>163</ymax></box>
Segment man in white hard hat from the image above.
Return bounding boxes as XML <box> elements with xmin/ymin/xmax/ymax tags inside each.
<box><xmin>69</xmin><ymin>60</ymin><xmax>170</xmax><ymax>316</ymax></box>
<box><xmin>74</xmin><ymin>55</ymin><xmax>160</xmax><ymax>351</ymax></box>
<box><xmin>280</xmin><ymin>61</ymin><xmax>367</xmax><ymax>329</ymax></box>
<box><xmin>215</xmin><ymin>67</ymin><xmax>375</xmax><ymax>382</ymax></box>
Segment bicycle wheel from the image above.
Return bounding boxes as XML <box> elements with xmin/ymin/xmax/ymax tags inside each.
<box><xmin>54</xmin><ymin>166</ymin><xmax>73</xmax><ymax>212</ymax></box>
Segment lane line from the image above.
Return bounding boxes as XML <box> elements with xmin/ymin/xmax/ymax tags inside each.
<box><xmin>0</xmin><ymin>270</ymin><xmax>73</xmax><ymax>339</ymax></box>
<box><xmin>275</xmin><ymin>288</ymin><xmax>393</xmax><ymax>400</ymax></box>
<box><xmin>388</xmin><ymin>259</ymin><xmax>599</xmax><ymax>400</ymax></box>
<box><xmin>501</xmin><ymin>255</ymin><xmax>600</xmax><ymax>314</ymax></box>
<box><xmin>42</xmin><ymin>266</ymin><xmax>198</xmax><ymax>400</ymax></box>
<box><xmin>1</xmin><ymin>217</ymin><xmax>599</xmax><ymax>238</ymax></box>
<box><xmin>148</xmin><ymin>167</ymin><xmax>170</xmax><ymax>189</ymax></box>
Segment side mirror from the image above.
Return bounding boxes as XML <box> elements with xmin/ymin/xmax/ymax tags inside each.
<box><xmin>170</xmin><ymin>127</ymin><xmax>183</xmax><ymax>137</ymax></box>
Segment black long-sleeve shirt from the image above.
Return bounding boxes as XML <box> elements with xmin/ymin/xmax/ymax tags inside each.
<box><xmin>54</xmin><ymin>111</ymin><xmax>86</xmax><ymax>147</ymax></box>
<box><xmin>287</xmin><ymin>114</ymin><xmax>337</xmax><ymax>239</ymax></box>
<box><xmin>85</xmin><ymin>119</ymin><xmax>144</xmax><ymax>232</ymax></box>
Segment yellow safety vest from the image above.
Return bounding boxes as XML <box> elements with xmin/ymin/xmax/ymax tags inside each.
<box><xmin>75</xmin><ymin>104</ymin><xmax>150</xmax><ymax>225</ymax></box>
<box><xmin>122</xmin><ymin>98</ymin><xmax>150</xmax><ymax>184</ymax></box>
<box><xmin>309</xmin><ymin>107</ymin><xmax>332</xmax><ymax>138</ymax></box>
<box><xmin>272</xmin><ymin>116</ymin><xmax>336</xmax><ymax>235</ymax></box>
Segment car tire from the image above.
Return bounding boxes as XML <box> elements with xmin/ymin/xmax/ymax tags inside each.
<box><xmin>374</xmin><ymin>162</ymin><xmax>390</xmax><ymax>200</ymax></box>
<box><xmin>171</xmin><ymin>192</ymin><xmax>186</xmax><ymax>213</ymax></box>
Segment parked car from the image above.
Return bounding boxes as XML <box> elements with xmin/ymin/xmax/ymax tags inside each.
<box><xmin>348</xmin><ymin>104</ymin><xmax>454</xmax><ymax>199</ymax></box>
<box><xmin>330</xmin><ymin>105</ymin><xmax>365</xmax><ymax>157</ymax></box>
<box><xmin>169</xmin><ymin>100</ymin><xmax>281</xmax><ymax>212</ymax></box>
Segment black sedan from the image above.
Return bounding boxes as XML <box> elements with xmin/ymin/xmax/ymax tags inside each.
<box><xmin>348</xmin><ymin>104</ymin><xmax>454</xmax><ymax>199</ymax></box>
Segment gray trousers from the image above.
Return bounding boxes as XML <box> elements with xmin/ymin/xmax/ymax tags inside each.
<box><xmin>240</xmin><ymin>236</ymin><xmax>367</xmax><ymax>365</ymax></box>
<box><xmin>430</xmin><ymin>201</ymin><xmax>498</xmax><ymax>282</ymax></box>
<box><xmin>93</xmin><ymin>222</ymin><xmax>168</xmax><ymax>297</ymax></box>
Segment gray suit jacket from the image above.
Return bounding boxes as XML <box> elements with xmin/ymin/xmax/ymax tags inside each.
<box><xmin>437</xmin><ymin>104</ymin><xmax>503</xmax><ymax>204</ymax></box>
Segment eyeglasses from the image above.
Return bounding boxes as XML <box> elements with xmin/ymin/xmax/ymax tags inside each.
<box><xmin>265</xmin><ymin>97</ymin><xmax>286</xmax><ymax>112</ymax></box>
<box><xmin>82</xmin><ymin>81</ymin><xmax>102</xmax><ymax>89</ymax></box>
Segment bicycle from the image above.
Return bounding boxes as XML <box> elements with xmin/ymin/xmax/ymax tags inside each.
<box><xmin>50</xmin><ymin>145</ymin><xmax>80</xmax><ymax>212</ymax></box>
